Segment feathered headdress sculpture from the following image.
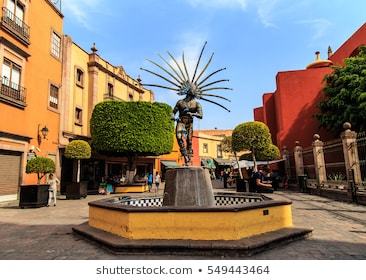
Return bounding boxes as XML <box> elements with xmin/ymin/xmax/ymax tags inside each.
<box><xmin>140</xmin><ymin>42</ymin><xmax>232</xmax><ymax>112</ymax></box>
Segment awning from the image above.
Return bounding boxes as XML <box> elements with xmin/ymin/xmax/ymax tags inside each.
<box><xmin>161</xmin><ymin>160</ymin><xmax>180</xmax><ymax>169</ymax></box>
<box><xmin>232</xmin><ymin>159</ymin><xmax>285</xmax><ymax>169</ymax></box>
<box><xmin>214</xmin><ymin>158</ymin><xmax>234</xmax><ymax>166</ymax></box>
<box><xmin>201</xmin><ymin>157</ymin><xmax>216</xmax><ymax>169</ymax></box>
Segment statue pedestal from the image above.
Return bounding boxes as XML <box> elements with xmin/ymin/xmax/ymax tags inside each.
<box><xmin>163</xmin><ymin>167</ymin><xmax>215</xmax><ymax>207</ymax></box>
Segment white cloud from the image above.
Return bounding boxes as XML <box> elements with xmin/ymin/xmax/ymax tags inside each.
<box><xmin>185</xmin><ymin>0</ymin><xmax>280</xmax><ymax>28</ymax></box>
<box><xmin>62</xmin><ymin>0</ymin><xmax>102</xmax><ymax>29</ymax></box>
<box><xmin>297</xmin><ymin>18</ymin><xmax>332</xmax><ymax>40</ymax></box>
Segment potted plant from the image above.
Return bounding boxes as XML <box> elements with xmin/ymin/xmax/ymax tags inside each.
<box><xmin>64</xmin><ymin>140</ymin><xmax>91</xmax><ymax>199</ymax></box>
<box><xmin>20</xmin><ymin>157</ymin><xmax>56</xmax><ymax>208</ymax></box>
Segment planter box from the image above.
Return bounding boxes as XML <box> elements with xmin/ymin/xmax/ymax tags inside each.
<box><xmin>19</xmin><ymin>184</ymin><xmax>49</xmax><ymax>208</ymax></box>
<box><xmin>66</xmin><ymin>181</ymin><xmax>88</xmax><ymax>200</ymax></box>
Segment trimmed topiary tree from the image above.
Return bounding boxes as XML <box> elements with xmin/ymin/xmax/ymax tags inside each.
<box><xmin>232</xmin><ymin>121</ymin><xmax>277</xmax><ymax>170</ymax></box>
<box><xmin>91</xmin><ymin>101</ymin><xmax>174</xmax><ymax>184</ymax></box>
<box><xmin>26</xmin><ymin>157</ymin><xmax>56</xmax><ymax>184</ymax></box>
<box><xmin>65</xmin><ymin>140</ymin><xmax>91</xmax><ymax>183</ymax></box>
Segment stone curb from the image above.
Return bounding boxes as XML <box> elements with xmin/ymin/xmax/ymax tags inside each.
<box><xmin>73</xmin><ymin>223</ymin><xmax>312</xmax><ymax>257</ymax></box>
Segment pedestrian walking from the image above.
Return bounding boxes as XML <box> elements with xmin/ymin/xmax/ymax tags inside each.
<box><xmin>47</xmin><ymin>174</ymin><xmax>59</xmax><ymax>207</ymax></box>
<box><xmin>155</xmin><ymin>172</ymin><xmax>161</xmax><ymax>193</ymax></box>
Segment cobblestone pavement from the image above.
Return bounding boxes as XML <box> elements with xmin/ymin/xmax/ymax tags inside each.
<box><xmin>0</xmin><ymin>189</ymin><xmax>365</xmax><ymax>260</ymax></box>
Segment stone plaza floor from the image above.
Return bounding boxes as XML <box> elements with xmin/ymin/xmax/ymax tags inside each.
<box><xmin>0</xmin><ymin>188</ymin><xmax>365</xmax><ymax>260</ymax></box>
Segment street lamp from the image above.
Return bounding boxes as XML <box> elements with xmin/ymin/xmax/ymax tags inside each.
<box><xmin>37</xmin><ymin>124</ymin><xmax>49</xmax><ymax>145</ymax></box>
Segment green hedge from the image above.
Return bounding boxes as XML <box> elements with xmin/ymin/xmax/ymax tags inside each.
<box><xmin>91</xmin><ymin>101</ymin><xmax>174</xmax><ymax>155</ymax></box>
<box><xmin>65</xmin><ymin>140</ymin><xmax>91</xmax><ymax>160</ymax></box>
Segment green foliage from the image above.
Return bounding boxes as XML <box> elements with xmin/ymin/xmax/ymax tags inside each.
<box><xmin>65</xmin><ymin>140</ymin><xmax>91</xmax><ymax>160</ymax></box>
<box><xmin>317</xmin><ymin>46</ymin><xmax>366</xmax><ymax>132</ymax></box>
<box><xmin>91</xmin><ymin>101</ymin><xmax>174</xmax><ymax>156</ymax></box>
<box><xmin>26</xmin><ymin>157</ymin><xmax>56</xmax><ymax>184</ymax></box>
<box><xmin>233</xmin><ymin>122</ymin><xmax>280</xmax><ymax>161</ymax></box>
<box><xmin>232</xmin><ymin>122</ymin><xmax>272</xmax><ymax>153</ymax></box>
<box><xmin>257</xmin><ymin>144</ymin><xmax>281</xmax><ymax>161</ymax></box>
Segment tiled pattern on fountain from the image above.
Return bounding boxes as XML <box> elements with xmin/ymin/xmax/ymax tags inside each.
<box><xmin>115</xmin><ymin>195</ymin><xmax>263</xmax><ymax>207</ymax></box>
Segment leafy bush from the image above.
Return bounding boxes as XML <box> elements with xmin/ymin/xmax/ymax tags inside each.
<box><xmin>91</xmin><ymin>101</ymin><xmax>174</xmax><ymax>155</ymax></box>
<box><xmin>65</xmin><ymin>140</ymin><xmax>91</xmax><ymax>160</ymax></box>
<box><xmin>317</xmin><ymin>46</ymin><xmax>366</xmax><ymax>132</ymax></box>
<box><xmin>26</xmin><ymin>157</ymin><xmax>56</xmax><ymax>184</ymax></box>
<box><xmin>233</xmin><ymin>122</ymin><xmax>280</xmax><ymax>167</ymax></box>
<box><xmin>232</xmin><ymin>121</ymin><xmax>272</xmax><ymax>153</ymax></box>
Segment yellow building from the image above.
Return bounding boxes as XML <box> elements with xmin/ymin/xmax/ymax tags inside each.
<box><xmin>195</xmin><ymin>130</ymin><xmax>233</xmax><ymax>174</ymax></box>
<box><xmin>0</xmin><ymin>0</ymin><xmax>63</xmax><ymax>202</ymax></box>
<box><xmin>59</xmin><ymin>37</ymin><xmax>179</xmax><ymax>192</ymax></box>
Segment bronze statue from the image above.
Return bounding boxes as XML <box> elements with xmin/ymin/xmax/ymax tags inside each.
<box><xmin>141</xmin><ymin>42</ymin><xmax>231</xmax><ymax>165</ymax></box>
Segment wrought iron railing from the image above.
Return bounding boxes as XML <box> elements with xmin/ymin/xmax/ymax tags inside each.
<box><xmin>0</xmin><ymin>77</ymin><xmax>26</xmax><ymax>104</ymax></box>
<box><xmin>1</xmin><ymin>7</ymin><xmax>30</xmax><ymax>43</ymax></box>
<box><xmin>303</xmin><ymin>147</ymin><xmax>316</xmax><ymax>179</ymax></box>
<box><xmin>323</xmin><ymin>139</ymin><xmax>347</xmax><ymax>182</ymax></box>
<box><xmin>49</xmin><ymin>0</ymin><xmax>62</xmax><ymax>13</ymax></box>
<box><xmin>357</xmin><ymin>131</ymin><xmax>366</xmax><ymax>186</ymax></box>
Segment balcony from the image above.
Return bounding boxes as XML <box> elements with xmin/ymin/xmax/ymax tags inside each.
<box><xmin>103</xmin><ymin>93</ymin><xmax>122</xmax><ymax>101</ymax></box>
<box><xmin>1</xmin><ymin>7</ymin><xmax>30</xmax><ymax>45</ymax></box>
<box><xmin>0</xmin><ymin>78</ymin><xmax>26</xmax><ymax>108</ymax></box>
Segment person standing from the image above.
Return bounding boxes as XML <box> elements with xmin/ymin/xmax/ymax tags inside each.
<box><xmin>47</xmin><ymin>174</ymin><xmax>59</xmax><ymax>207</ymax></box>
<box><xmin>155</xmin><ymin>172</ymin><xmax>161</xmax><ymax>193</ymax></box>
<box><xmin>147</xmin><ymin>172</ymin><xmax>153</xmax><ymax>192</ymax></box>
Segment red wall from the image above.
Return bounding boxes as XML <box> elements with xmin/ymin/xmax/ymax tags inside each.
<box><xmin>262</xmin><ymin>93</ymin><xmax>277</xmax><ymax>144</ymax></box>
<box><xmin>274</xmin><ymin>67</ymin><xmax>335</xmax><ymax>150</ymax></box>
<box><xmin>254</xmin><ymin>23</ymin><xmax>366</xmax><ymax>151</ymax></box>
<box><xmin>330</xmin><ymin>23</ymin><xmax>366</xmax><ymax>66</ymax></box>
<box><xmin>254</xmin><ymin>107</ymin><xmax>264</xmax><ymax>123</ymax></box>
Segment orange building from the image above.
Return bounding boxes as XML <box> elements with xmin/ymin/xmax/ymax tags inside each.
<box><xmin>0</xmin><ymin>0</ymin><xmax>63</xmax><ymax>202</ymax></box>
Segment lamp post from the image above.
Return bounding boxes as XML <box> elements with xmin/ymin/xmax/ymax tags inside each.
<box><xmin>37</xmin><ymin>125</ymin><xmax>49</xmax><ymax>145</ymax></box>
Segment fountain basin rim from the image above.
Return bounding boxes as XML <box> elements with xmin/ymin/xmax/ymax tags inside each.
<box><xmin>89</xmin><ymin>199</ymin><xmax>292</xmax><ymax>213</ymax></box>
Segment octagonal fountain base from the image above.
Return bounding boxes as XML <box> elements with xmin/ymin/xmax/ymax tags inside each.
<box><xmin>73</xmin><ymin>193</ymin><xmax>312</xmax><ymax>257</ymax></box>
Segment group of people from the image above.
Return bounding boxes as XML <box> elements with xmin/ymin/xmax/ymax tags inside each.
<box><xmin>250</xmin><ymin>165</ymin><xmax>281</xmax><ymax>193</ymax></box>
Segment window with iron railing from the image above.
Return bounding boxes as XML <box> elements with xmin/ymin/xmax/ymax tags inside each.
<box><xmin>0</xmin><ymin>58</ymin><xmax>26</xmax><ymax>105</ymax></box>
<box><xmin>1</xmin><ymin>0</ymin><xmax>30</xmax><ymax>43</ymax></box>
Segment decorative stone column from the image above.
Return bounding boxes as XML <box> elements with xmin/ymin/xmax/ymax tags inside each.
<box><xmin>313</xmin><ymin>134</ymin><xmax>327</xmax><ymax>186</ymax></box>
<box><xmin>282</xmin><ymin>146</ymin><xmax>291</xmax><ymax>178</ymax></box>
<box><xmin>294</xmin><ymin>141</ymin><xmax>304</xmax><ymax>177</ymax></box>
<box><xmin>341</xmin><ymin>122</ymin><xmax>362</xmax><ymax>184</ymax></box>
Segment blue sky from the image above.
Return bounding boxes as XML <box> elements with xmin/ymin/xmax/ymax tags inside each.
<box><xmin>62</xmin><ymin>0</ymin><xmax>366</xmax><ymax>130</ymax></box>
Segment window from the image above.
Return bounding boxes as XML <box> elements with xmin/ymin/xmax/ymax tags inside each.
<box><xmin>107</xmin><ymin>83</ymin><xmax>114</xmax><ymax>97</ymax></box>
<box><xmin>51</xmin><ymin>32</ymin><xmax>61</xmax><ymax>58</ymax></box>
<box><xmin>203</xmin><ymin>143</ymin><xmax>208</xmax><ymax>154</ymax></box>
<box><xmin>217</xmin><ymin>144</ymin><xmax>223</xmax><ymax>159</ymax></box>
<box><xmin>128</xmin><ymin>93</ymin><xmax>134</xmax><ymax>101</ymax></box>
<box><xmin>75</xmin><ymin>108</ymin><xmax>83</xmax><ymax>125</ymax></box>
<box><xmin>2</xmin><ymin>58</ymin><xmax>21</xmax><ymax>90</ymax></box>
<box><xmin>76</xmin><ymin>68</ymin><xmax>84</xmax><ymax>87</ymax></box>
<box><xmin>2</xmin><ymin>0</ymin><xmax>29</xmax><ymax>42</ymax></box>
<box><xmin>49</xmin><ymin>84</ymin><xmax>59</xmax><ymax>110</ymax></box>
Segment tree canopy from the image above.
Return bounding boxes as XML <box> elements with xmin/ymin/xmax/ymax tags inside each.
<box><xmin>65</xmin><ymin>140</ymin><xmax>91</xmax><ymax>160</ymax></box>
<box><xmin>26</xmin><ymin>157</ymin><xmax>56</xmax><ymax>184</ymax></box>
<box><xmin>232</xmin><ymin>121</ymin><xmax>280</xmax><ymax>162</ymax></box>
<box><xmin>90</xmin><ymin>101</ymin><xmax>174</xmax><ymax>156</ymax></box>
<box><xmin>317</xmin><ymin>46</ymin><xmax>366</xmax><ymax>132</ymax></box>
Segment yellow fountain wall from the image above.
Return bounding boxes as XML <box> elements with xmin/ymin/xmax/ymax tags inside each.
<box><xmin>89</xmin><ymin>204</ymin><xmax>293</xmax><ymax>241</ymax></box>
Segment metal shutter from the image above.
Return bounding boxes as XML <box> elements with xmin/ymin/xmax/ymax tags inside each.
<box><xmin>0</xmin><ymin>152</ymin><xmax>21</xmax><ymax>196</ymax></box>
